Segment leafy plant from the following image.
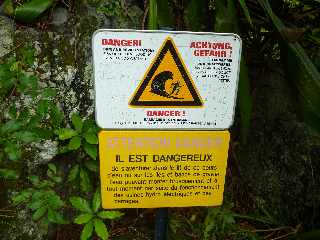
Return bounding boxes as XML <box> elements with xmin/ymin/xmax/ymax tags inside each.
<box><xmin>11</xmin><ymin>164</ymin><xmax>67</xmax><ymax>224</ymax></box>
<box><xmin>0</xmin><ymin>46</ymin><xmax>59</xmax><ymax>179</ymax></box>
<box><xmin>184</xmin><ymin>0</ymin><xmax>209</xmax><ymax>31</ymax></box>
<box><xmin>70</xmin><ymin>189</ymin><xmax>123</xmax><ymax>240</ymax></box>
<box><xmin>54</xmin><ymin>113</ymin><xmax>99</xmax><ymax>193</ymax></box>
<box><xmin>67</xmin><ymin>162</ymin><xmax>97</xmax><ymax>193</ymax></box>
<box><xmin>54</xmin><ymin>113</ymin><xmax>99</xmax><ymax>159</ymax></box>
<box><xmin>203</xmin><ymin>207</ymin><xmax>260</xmax><ymax>240</ymax></box>
<box><xmin>203</xmin><ymin>207</ymin><xmax>236</xmax><ymax>239</ymax></box>
<box><xmin>148</xmin><ymin>0</ymin><xmax>158</xmax><ymax>30</ymax></box>
<box><xmin>96</xmin><ymin>0</ymin><xmax>123</xmax><ymax>18</ymax></box>
<box><xmin>0</xmin><ymin>48</ymin><xmax>37</xmax><ymax>98</ymax></box>
<box><xmin>2</xmin><ymin>0</ymin><xmax>55</xmax><ymax>23</ymax></box>
<box><xmin>95</xmin><ymin>0</ymin><xmax>138</xmax><ymax>27</ymax></box>
<box><xmin>257</xmin><ymin>0</ymin><xmax>320</xmax><ymax>135</ymax></box>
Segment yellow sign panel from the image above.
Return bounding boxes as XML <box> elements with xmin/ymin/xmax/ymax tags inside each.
<box><xmin>129</xmin><ymin>38</ymin><xmax>203</xmax><ymax>107</ymax></box>
<box><xmin>99</xmin><ymin>130</ymin><xmax>230</xmax><ymax>209</ymax></box>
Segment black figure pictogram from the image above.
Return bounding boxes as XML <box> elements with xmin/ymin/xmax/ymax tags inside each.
<box><xmin>150</xmin><ymin>71</ymin><xmax>183</xmax><ymax>99</ymax></box>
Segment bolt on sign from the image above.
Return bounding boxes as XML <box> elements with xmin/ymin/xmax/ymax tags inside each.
<box><xmin>92</xmin><ymin>30</ymin><xmax>242</xmax><ymax>129</ymax></box>
<box><xmin>99</xmin><ymin>131</ymin><xmax>230</xmax><ymax>209</ymax></box>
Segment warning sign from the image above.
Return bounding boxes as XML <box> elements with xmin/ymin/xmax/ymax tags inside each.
<box><xmin>99</xmin><ymin>130</ymin><xmax>230</xmax><ymax>209</ymax></box>
<box><xmin>129</xmin><ymin>38</ymin><xmax>203</xmax><ymax>107</ymax></box>
<box><xmin>92</xmin><ymin>30</ymin><xmax>242</xmax><ymax>129</ymax></box>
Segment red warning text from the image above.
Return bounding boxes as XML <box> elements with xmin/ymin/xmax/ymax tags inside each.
<box><xmin>194</xmin><ymin>50</ymin><xmax>227</xmax><ymax>57</ymax></box>
<box><xmin>190</xmin><ymin>41</ymin><xmax>232</xmax><ymax>57</ymax></box>
<box><xmin>146</xmin><ymin>110</ymin><xmax>186</xmax><ymax>117</ymax></box>
<box><xmin>102</xmin><ymin>39</ymin><xmax>142</xmax><ymax>47</ymax></box>
<box><xmin>190</xmin><ymin>42</ymin><xmax>232</xmax><ymax>49</ymax></box>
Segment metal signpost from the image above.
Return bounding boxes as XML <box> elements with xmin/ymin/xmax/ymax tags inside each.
<box><xmin>92</xmin><ymin>30</ymin><xmax>241</xmax><ymax>239</ymax></box>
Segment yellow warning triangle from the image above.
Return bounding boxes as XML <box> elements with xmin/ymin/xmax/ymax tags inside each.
<box><xmin>129</xmin><ymin>37</ymin><xmax>203</xmax><ymax>107</ymax></box>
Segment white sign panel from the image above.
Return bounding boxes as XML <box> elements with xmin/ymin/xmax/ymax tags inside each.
<box><xmin>92</xmin><ymin>30</ymin><xmax>241</xmax><ymax>129</ymax></box>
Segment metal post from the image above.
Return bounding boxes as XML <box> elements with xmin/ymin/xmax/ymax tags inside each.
<box><xmin>154</xmin><ymin>208</ymin><xmax>168</xmax><ymax>240</ymax></box>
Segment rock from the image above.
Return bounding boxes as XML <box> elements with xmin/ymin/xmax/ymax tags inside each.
<box><xmin>0</xmin><ymin>1</ymin><xmax>146</xmax><ymax>239</ymax></box>
<box><xmin>236</xmin><ymin>69</ymin><xmax>320</xmax><ymax>228</ymax></box>
<box><xmin>0</xmin><ymin>16</ymin><xmax>14</xmax><ymax>58</ymax></box>
<box><xmin>28</xmin><ymin>140</ymin><xmax>59</xmax><ymax>169</ymax></box>
<box><xmin>1</xmin><ymin>208</ymin><xmax>47</xmax><ymax>240</ymax></box>
<box><xmin>51</xmin><ymin>7</ymin><xmax>68</xmax><ymax>26</ymax></box>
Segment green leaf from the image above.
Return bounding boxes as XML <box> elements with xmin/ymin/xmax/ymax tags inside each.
<box><xmin>92</xmin><ymin>189</ymin><xmax>101</xmax><ymax>213</ymax></box>
<box><xmin>47</xmin><ymin>194</ymin><xmax>64</xmax><ymax>210</ymax></box>
<box><xmin>13</xmin><ymin>131</ymin><xmax>38</xmax><ymax>143</ymax></box>
<box><xmin>69</xmin><ymin>197</ymin><xmax>92</xmax><ymax>213</ymax></box>
<box><xmin>50</xmin><ymin>104</ymin><xmax>64</xmax><ymax>128</ymax></box>
<box><xmin>97</xmin><ymin>211</ymin><xmax>124</xmax><ymax>220</ymax></box>
<box><xmin>68</xmin><ymin>164</ymin><xmax>80</xmax><ymax>182</ymax></box>
<box><xmin>1</xmin><ymin>120</ymin><xmax>22</xmax><ymax>133</ymax></box>
<box><xmin>28</xmin><ymin>175</ymin><xmax>40</xmax><ymax>186</ymax></box>
<box><xmin>8</xmin><ymin>104</ymin><xmax>17</xmax><ymax>119</ymax></box>
<box><xmin>47</xmin><ymin>163</ymin><xmax>57</xmax><ymax>174</ymax></box>
<box><xmin>0</xmin><ymin>63</ymin><xmax>16</xmax><ymax>96</ymax></box>
<box><xmin>42</xmin><ymin>88</ymin><xmax>57</xmax><ymax>98</ymax></box>
<box><xmin>71</xmin><ymin>113</ymin><xmax>83</xmax><ymax>133</ymax></box>
<box><xmin>32</xmin><ymin>205</ymin><xmax>47</xmax><ymax>221</ymax></box>
<box><xmin>28</xmin><ymin>199</ymin><xmax>44</xmax><ymax>210</ymax></box>
<box><xmin>50</xmin><ymin>176</ymin><xmax>62</xmax><ymax>183</ymax></box>
<box><xmin>238</xmin><ymin>0</ymin><xmax>253</xmax><ymax>27</ymax></box>
<box><xmin>68</xmin><ymin>136</ymin><xmax>82</xmax><ymax>150</ymax></box>
<box><xmin>15</xmin><ymin>0</ymin><xmax>55</xmax><ymax>23</ymax></box>
<box><xmin>148</xmin><ymin>0</ymin><xmax>158</xmax><ymax>30</ymax></box>
<box><xmin>83</xmin><ymin>143</ymin><xmax>97</xmax><ymax>160</ymax></box>
<box><xmin>184</xmin><ymin>0</ymin><xmax>208</xmax><ymax>31</ymax></box>
<box><xmin>18</xmin><ymin>73</ymin><xmax>38</xmax><ymax>92</ymax></box>
<box><xmin>27</xmin><ymin>115</ymin><xmax>42</xmax><ymax>128</ymax></box>
<box><xmin>74</xmin><ymin>213</ymin><xmax>94</xmax><ymax>224</ymax></box>
<box><xmin>0</xmin><ymin>168</ymin><xmax>18</xmax><ymax>180</ymax></box>
<box><xmin>157</xmin><ymin>0</ymin><xmax>174</xmax><ymax>28</ymax></box>
<box><xmin>12</xmin><ymin>190</ymin><xmax>32</xmax><ymax>205</ymax></box>
<box><xmin>20</xmin><ymin>47</ymin><xmax>36</xmax><ymax>67</ymax></box>
<box><xmin>4</xmin><ymin>141</ymin><xmax>22</xmax><ymax>161</ymax></box>
<box><xmin>258</xmin><ymin>0</ymin><xmax>320</xmax><ymax>135</ymax></box>
<box><xmin>37</xmin><ymin>180</ymin><xmax>54</xmax><ymax>189</ymax></box>
<box><xmin>32</xmin><ymin>128</ymin><xmax>53</xmax><ymax>139</ymax></box>
<box><xmin>17</xmin><ymin>108</ymin><xmax>30</xmax><ymax>122</ymax></box>
<box><xmin>80</xmin><ymin>168</ymin><xmax>92</xmax><ymax>193</ymax></box>
<box><xmin>55</xmin><ymin>128</ymin><xmax>78</xmax><ymax>140</ymax></box>
<box><xmin>42</xmin><ymin>218</ymin><xmax>50</xmax><ymax>230</ymax></box>
<box><xmin>47</xmin><ymin>208</ymin><xmax>68</xmax><ymax>224</ymax></box>
<box><xmin>58</xmin><ymin>145</ymin><xmax>69</xmax><ymax>154</ymax></box>
<box><xmin>84</xmin><ymin>160</ymin><xmax>98</xmax><ymax>172</ymax></box>
<box><xmin>203</xmin><ymin>208</ymin><xmax>219</xmax><ymax>239</ymax></box>
<box><xmin>2</xmin><ymin>0</ymin><xmax>14</xmax><ymax>16</ymax></box>
<box><xmin>83</xmin><ymin>131</ymin><xmax>98</xmax><ymax>144</ymax></box>
<box><xmin>82</xmin><ymin>119</ymin><xmax>99</xmax><ymax>133</ymax></box>
<box><xmin>215</xmin><ymin>0</ymin><xmax>238</xmax><ymax>32</ymax></box>
<box><xmin>80</xmin><ymin>221</ymin><xmax>94</xmax><ymax>240</ymax></box>
<box><xmin>32</xmin><ymin>190</ymin><xmax>46</xmax><ymax>200</ymax></box>
<box><xmin>94</xmin><ymin>218</ymin><xmax>109</xmax><ymax>240</ymax></box>
<box><xmin>36</xmin><ymin>100</ymin><xmax>49</xmax><ymax>118</ymax></box>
